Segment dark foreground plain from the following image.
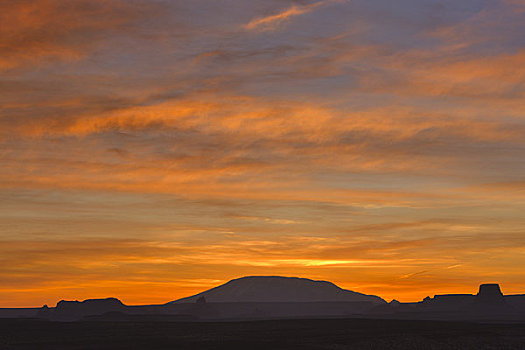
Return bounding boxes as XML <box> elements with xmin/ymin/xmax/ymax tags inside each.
<box><xmin>1</xmin><ymin>318</ymin><xmax>525</xmax><ymax>350</ymax></box>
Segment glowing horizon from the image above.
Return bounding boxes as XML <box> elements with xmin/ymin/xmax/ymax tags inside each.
<box><xmin>1</xmin><ymin>0</ymin><xmax>524</xmax><ymax>307</ymax></box>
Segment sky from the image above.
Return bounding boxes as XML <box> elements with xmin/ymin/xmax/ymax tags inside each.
<box><xmin>1</xmin><ymin>0</ymin><xmax>525</xmax><ymax>307</ymax></box>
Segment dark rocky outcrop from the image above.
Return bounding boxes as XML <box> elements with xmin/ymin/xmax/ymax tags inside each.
<box><xmin>36</xmin><ymin>304</ymin><xmax>52</xmax><ymax>318</ymax></box>
<box><xmin>384</xmin><ymin>283</ymin><xmax>525</xmax><ymax>321</ymax></box>
<box><xmin>477</xmin><ymin>283</ymin><xmax>504</xmax><ymax>304</ymax></box>
<box><xmin>49</xmin><ymin>298</ymin><xmax>126</xmax><ymax>321</ymax></box>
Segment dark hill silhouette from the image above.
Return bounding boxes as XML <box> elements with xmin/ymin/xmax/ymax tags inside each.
<box><xmin>169</xmin><ymin>276</ymin><xmax>386</xmax><ymax>304</ymax></box>
<box><xmin>45</xmin><ymin>297</ymin><xmax>126</xmax><ymax>321</ymax></box>
<box><xmin>369</xmin><ymin>283</ymin><xmax>525</xmax><ymax>321</ymax></box>
<box><xmin>477</xmin><ymin>283</ymin><xmax>504</xmax><ymax>303</ymax></box>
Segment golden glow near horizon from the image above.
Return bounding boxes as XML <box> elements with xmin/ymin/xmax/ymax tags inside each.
<box><xmin>1</xmin><ymin>0</ymin><xmax>524</xmax><ymax>307</ymax></box>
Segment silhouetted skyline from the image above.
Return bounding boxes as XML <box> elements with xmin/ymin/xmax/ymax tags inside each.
<box><xmin>2</xmin><ymin>276</ymin><xmax>525</xmax><ymax>323</ymax></box>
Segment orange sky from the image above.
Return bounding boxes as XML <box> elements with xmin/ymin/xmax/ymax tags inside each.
<box><xmin>1</xmin><ymin>0</ymin><xmax>525</xmax><ymax>307</ymax></box>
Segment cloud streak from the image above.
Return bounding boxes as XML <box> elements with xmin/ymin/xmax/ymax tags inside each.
<box><xmin>243</xmin><ymin>0</ymin><xmax>343</xmax><ymax>31</ymax></box>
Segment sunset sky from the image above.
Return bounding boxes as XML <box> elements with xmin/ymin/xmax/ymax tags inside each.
<box><xmin>1</xmin><ymin>0</ymin><xmax>525</xmax><ymax>307</ymax></box>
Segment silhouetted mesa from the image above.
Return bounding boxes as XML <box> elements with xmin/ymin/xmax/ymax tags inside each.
<box><xmin>170</xmin><ymin>276</ymin><xmax>386</xmax><ymax>304</ymax></box>
<box><xmin>162</xmin><ymin>276</ymin><xmax>386</xmax><ymax>319</ymax></box>
<box><xmin>47</xmin><ymin>298</ymin><xmax>126</xmax><ymax>321</ymax></box>
<box><xmin>477</xmin><ymin>283</ymin><xmax>504</xmax><ymax>303</ymax></box>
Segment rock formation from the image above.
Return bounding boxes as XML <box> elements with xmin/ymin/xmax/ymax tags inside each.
<box><xmin>476</xmin><ymin>283</ymin><xmax>504</xmax><ymax>304</ymax></box>
<box><xmin>170</xmin><ymin>276</ymin><xmax>386</xmax><ymax>304</ymax></box>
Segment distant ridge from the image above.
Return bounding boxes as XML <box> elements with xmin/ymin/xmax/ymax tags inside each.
<box><xmin>169</xmin><ymin>276</ymin><xmax>386</xmax><ymax>304</ymax></box>
<box><xmin>39</xmin><ymin>297</ymin><xmax>126</xmax><ymax>321</ymax></box>
<box><xmin>2</xmin><ymin>279</ymin><xmax>525</xmax><ymax>322</ymax></box>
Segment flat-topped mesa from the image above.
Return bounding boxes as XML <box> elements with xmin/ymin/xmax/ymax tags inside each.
<box><xmin>51</xmin><ymin>298</ymin><xmax>126</xmax><ymax>320</ymax></box>
<box><xmin>56</xmin><ymin>297</ymin><xmax>125</xmax><ymax>311</ymax></box>
<box><xmin>477</xmin><ymin>284</ymin><xmax>504</xmax><ymax>303</ymax></box>
<box><xmin>170</xmin><ymin>276</ymin><xmax>386</xmax><ymax>304</ymax></box>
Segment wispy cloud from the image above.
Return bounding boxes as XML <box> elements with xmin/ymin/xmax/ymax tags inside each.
<box><xmin>243</xmin><ymin>1</ymin><xmax>343</xmax><ymax>32</ymax></box>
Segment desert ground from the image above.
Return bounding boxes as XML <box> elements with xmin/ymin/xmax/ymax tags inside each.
<box><xmin>1</xmin><ymin>318</ymin><xmax>524</xmax><ymax>350</ymax></box>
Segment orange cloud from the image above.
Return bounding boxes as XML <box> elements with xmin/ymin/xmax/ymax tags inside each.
<box><xmin>0</xmin><ymin>0</ymin><xmax>159</xmax><ymax>70</ymax></box>
<box><xmin>243</xmin><ymin>1</ymin><xmax>343</xmax><ymax>32</ymax></box>
<box><xmin>1</xmin><ymin>90</ymin><xmax>523</xmax><ymax>213</ymax></box>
